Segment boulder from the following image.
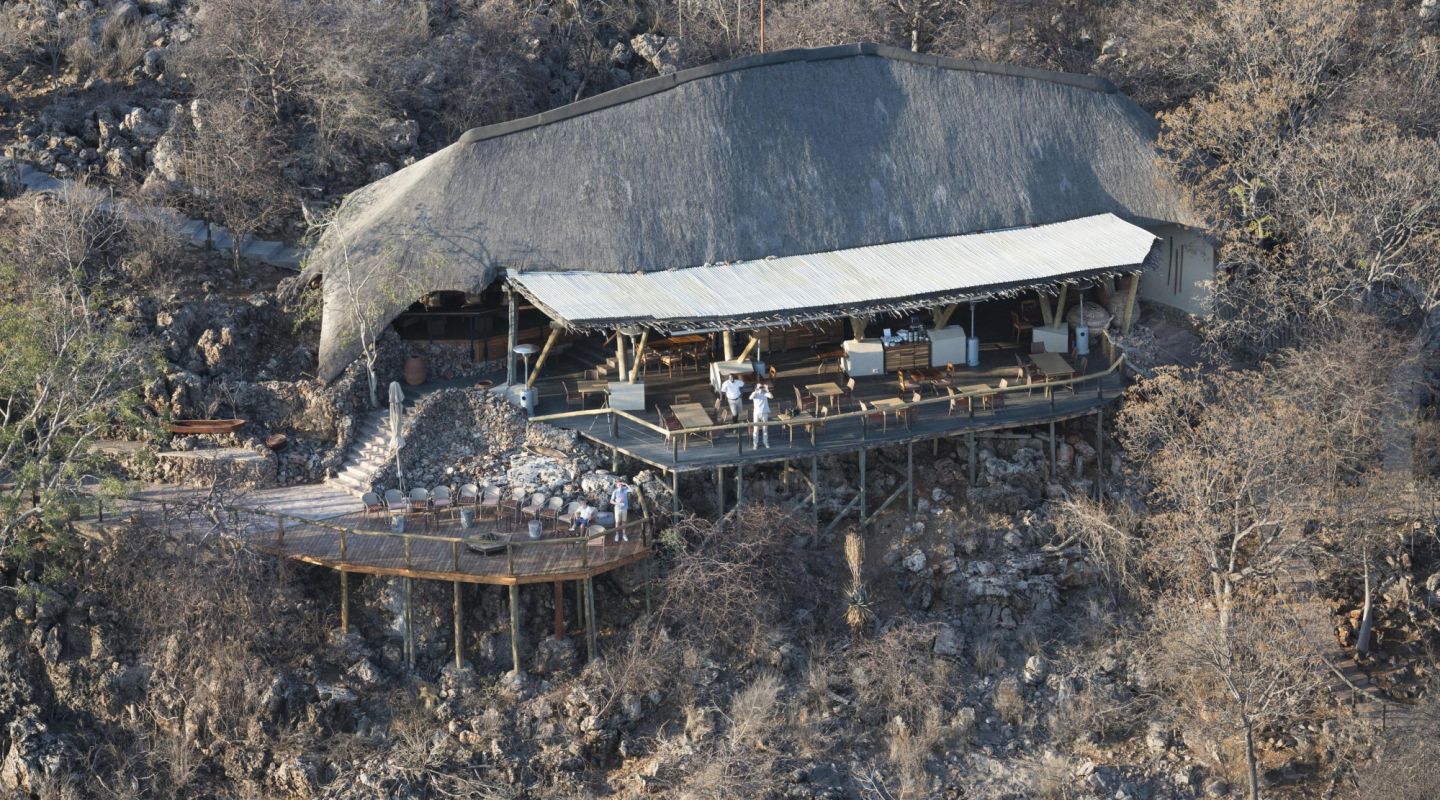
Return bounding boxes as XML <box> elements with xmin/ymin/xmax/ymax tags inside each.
<box><xmin>380</xmin><ymin>118</ymin><xmax>419</xmax><ymax>152</ymax></box>
<box><xmin>630</xmin><ymin>33</ymin><xmax>683</xmax><ymax>75</ymax></box>
<box><xmin>933</xmin><ymin>625</ymin><xmax>964</xmax><ymax>657</ymax></box>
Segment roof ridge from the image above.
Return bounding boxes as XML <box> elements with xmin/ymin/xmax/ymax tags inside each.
<box><xmin>458</xmin><ymin>42</ymin><xmax>1118</xmax><ymax>147</ymax></box>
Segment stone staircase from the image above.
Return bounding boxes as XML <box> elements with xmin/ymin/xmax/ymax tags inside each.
<box><xmin>328</xmin><ymin>409</ymin><xmax>395</xmax><ymax>497</ymax></box>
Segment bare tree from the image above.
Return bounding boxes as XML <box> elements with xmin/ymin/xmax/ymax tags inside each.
<box><xmin>1149</xmin><ymin>598</ymin><xmax>1324</xmax><ymax>800</ymax></box>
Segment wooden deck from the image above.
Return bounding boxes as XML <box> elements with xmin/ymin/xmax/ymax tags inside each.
<box><xmin>534</xmin><ymin>342</ymin><xmax>1126</xmax><ymax>473</ymax></box>
<box><xmin>130</xmin><ymin>485</ymin><xmax>651</xmax><ymax>586</ymax></box>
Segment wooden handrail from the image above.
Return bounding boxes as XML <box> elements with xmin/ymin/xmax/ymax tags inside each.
<box><xmin>533</xmin><ymin>352</ymin><xmax>1126</xmax><ymax>440</ymax></box>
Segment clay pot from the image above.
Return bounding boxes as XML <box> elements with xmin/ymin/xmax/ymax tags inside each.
<box><xmin>403</xmin><ymin>356</ymin><xmax>427</xmax><ymax>385</ymax></box>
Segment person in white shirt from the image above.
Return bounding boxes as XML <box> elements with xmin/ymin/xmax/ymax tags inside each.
<box><xmin>751</xmin><ymin>382</ymin><xmax>774</xmax><ymax>449</ymax></box>
<box><xmin>609</xmin><ymin>481</ymin><xmax>632</xmax><ymax>542</ymax></box>
<box><xmin>719</xmin><ymin>373</ymin><xmax>746</xmax><ymax>423</ymax></box>
<box><xmin>568</xmin><ymin>499</ymin><xmax>595</xmax><ymax>532</ymax></box>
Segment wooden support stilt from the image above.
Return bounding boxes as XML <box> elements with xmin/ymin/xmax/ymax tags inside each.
<box><xmin>584</xmin><ymin>578</ymin><xmax>598</xmax><ymax>660</ymax></box>
<box><xmin>403</xmin><ymin>577</ymin><xmax>415</xmax><ymax>667</ymax></box>
<box><xmin>524</xmin><ymin>326</ymin><xmax>562</xmax><ymax>390</ymax></box>
<box><xmin>339</xmin><ymin>571</ymin><xmax>349</xmax><ymax>635</ymax></box>
<box><xmin>737</xmin><ymin>334</ymin><xmax>759</xmax><ymax>362</ymax></box>
<box><xmin>505</xmin><ymin>287</ymin><xmax>518</xmax><ymax>385</ymax></box>
<box><xmin>508</xmin><ymin>583</ymin><xmax>522</xmax><ymax>676</ymax></box>
<box><xmin>736</xmin><ymin>464</ymin><xmax>744</xmax><ymax>513</ymax></box>
<box><xmin>858</xmin><ymin>448</ymin><xmax>867</xmax><ymax>531</ymax></box>
<box><xmin>906</xmin><ymin>441</ymin><xmax>915</xmax><ymax>520</ymax></box>
<box><xmin>1095</xmin><ymin>411</ymin><xmax>1104</xmax><ymax>500</ymax></box>
<box><xmin>575</xmin><ymin>580</ymin><xmax>585</xmax><ymax>633</ymax></box>
<box><xmin>1121</xmin><ymin>273</ymin><xmax>1141</xmax><ymax>334</ymax></box>
<box><xmin>614</xmin><ymin>328</ymin><xmax>628</xmax><ymax>384</ymax></box>
<box><xmin>553</xmin><ymin>581</ymin><xmax>565</xmax><ymax>639</ymax></box>
<box><xmin>453</xmin><ymin>581</ymin><xmax>464</xmax><ymax>670</ymax></box>
<box><xmin>1055</xmin><ymin>284</ymin><xmax>1069</xmax><ymax>325</ymax></box>
<box><xmin>671</xmin><ymin>471</ymin><xmax>679</xmax><ymax>525</ymax></box>
<box><xmin>810</xmin><ymin>457</ymin><xmax>819</xmax><ymax>540</ymax></box>
<box><xmin>716</xmin><ymin>466</ymin><xmax>725</xmax><ymax>516</ymax></box>
<box><xmin>968</xmin><ymin>433</ymin><xmax>977</xmax><ymax>487</ymax></box>
<box><xmin>611</xmin><ymin>446</ymin><xmax>619</xmax><ymax>473</ymax></box>
<box><xmin>1049</xmin><ymin>421</ymin><xmax>1057</xmax><ymax>480</ymax></box>
<box><xmin>629</xmin><ymin>328</ymin><xmax>649</xmax><ymax>383</ymax></box>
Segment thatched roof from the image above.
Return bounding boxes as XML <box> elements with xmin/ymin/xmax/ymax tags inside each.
<box><xmin>310</xmin><ymin>42</ymin><xmax>1198</xmax><ymax>380</ymax></box>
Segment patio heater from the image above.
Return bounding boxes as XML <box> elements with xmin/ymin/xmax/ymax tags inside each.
<box><xmin>618</xmin><ymin>324</ymin><xmax>644</xmax><ymax>381</ymax></box>
<box><xmin>966</xmin><ymin>300</ymin><xmax>980</xmax><ymax>367</ymax></box>
<box><xmin>1071</xmin><ymin>281</ymin><xmax>1093</xmax><ymax>356</ymax></box>
<box><xmin>513</xmin><ymin>343</ymin><xmax>539</xmax><ymax>414</ymax></box>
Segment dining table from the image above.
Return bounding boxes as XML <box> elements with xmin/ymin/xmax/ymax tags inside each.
<box><xmin>869</xmin><ymin>396</ymin><xmax>908</xmax><ymax>428</ymax></box>
<box><xmin>1029</xmin><ymin>352</ymin><xmax>1076</xmax><ymax>394</ymax></box>
<box><xmin>805</xmin><ymin>382</ymin><xmax>844</xmax><ymax>410</ymax></box>
<box><xmin>577</xmin><ymin>379</ymin><xmax>610</xmax><ymax>408</ymax></box>
<box><xmin>956</xmin><ymin>383</ymin><xmax>996</xmax><ymax>412</ymax></box>
<box><xmin>670</xmin><ymin>402</ymin><xmax>716</xmax><ymax>449</ymax></box>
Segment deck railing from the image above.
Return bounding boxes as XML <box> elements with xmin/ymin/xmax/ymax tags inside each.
<box><xmin>534</xmin><ymin>342</ymin><xmax>1127</xmax><ymax>463</ymax></box>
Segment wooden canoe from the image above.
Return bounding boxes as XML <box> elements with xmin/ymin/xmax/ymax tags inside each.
<box><xmin>169</xmin><ymin>419</ymin><xmax>247</xmax><ymax>435</ymax></box>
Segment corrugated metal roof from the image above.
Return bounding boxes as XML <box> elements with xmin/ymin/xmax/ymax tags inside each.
<box><xmin>511</xmin><ymin>214</ymin><xmax>1157</xmax><ymax>330</ymax></box>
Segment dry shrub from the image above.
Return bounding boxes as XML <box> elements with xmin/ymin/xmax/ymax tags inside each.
<box><xmin>972</xmin><ymin>632</ymin><xmax>1005</xmax><ymax>673</ymax></box>
<box><xmin>1018</xmin><ymin>751</ymin><xmax>1075</xmax><ymax>800</ymax></box>
<box><xmin>1049</xmin><ymin>672</ymin><xmax>1147</xmax><ymax>747</ymax></box>
<box><xmin>849</xmin><ymin>620</ymin><xmax>950</xmax><ymax>731</ymax></box>
<box><xmin>886</xmin><ymin>710</ymin><xmax>944</xmax><ymax>800</ymax></box>
<box><xmin>992</xmin><ymin>676</ymin><xmax>1027</xmax><ymax>727</ymax></box>
<box><xmin>659</xmin><ymin>506</ymin><xmax>821</xmax><ymax>660</ymax></box>
<box><xmin>727</xmin><ymin>671</ymin><xmax>784</xmax><ymax>749</ymax></box>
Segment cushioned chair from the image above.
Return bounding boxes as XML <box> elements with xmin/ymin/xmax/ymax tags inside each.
<box><xmin>384</xmin><ymin>489</ymin><xmax>406</xmax><ymax>513</ymax></box>
<box><xmin>408</xmin><ymin>487</ymin><xmax>432</xmax><ymax>512</ymax></box>
<box><xmin>457</xmin><ymin>484</ymin><xmax>480</xmax><ymax>508</ymax></box>
<box><xmin>479</xmin><ymin>486</ymin><xmax>502</xmax><ymax>519</ymax></box>
<box><xmin>361</xmin><ymin>492</ymin><xmax>384</xmax><ymax>515</ymax></box>
<box><xmin>431</xmin><ymin>486</ymin><xmax>452</xmax><ymax>511</ymax></box>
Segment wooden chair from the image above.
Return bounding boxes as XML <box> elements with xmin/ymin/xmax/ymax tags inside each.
<box><xmin>767</xmin><ymin>365</ymin><xmax>779</xmax><ymax>382</ymax></box>
<box><xmin>1030</xmin><ymin>341</ymin><xmax>1046</xmax><ymax>354</ymax></box>
<box><xmin>1011</xmin><ymin>310</ymin><xmax>1035</xmax><ymax>343</ymax></box>
<box><xmin>902</xmin><ymin>391</ymin><xmax>923</xmax><ymax>428</ymax></box>
<box><xmin>859</xmin><ymin>401</ymin><xmax>887</xmax><ymax>432</ymax></box>
<box><xmin>361</xmin><ymin>492</ymin><xmax>385</xmax><ymax>516</ymax></box>
<box><xmin>992</xmin><ymin>378</ymin><xmax>1008</xmax><ymax>412</ymax></box>
<box><xmin>793</xmin><ymin>385</ymin><xmax>816</xmax><ymax>413</ymax></box>
<box><xmin>947</xmin><ymin>387</ymin><xmax>970</xmax><ymax>417</ymax></box>
<box><xmin>673</xmin><ymin>392</ymin><xmax>692</xmax><ymax>405</ymax></box>
<box><xmin>661</xmin><ymin>351</ymin><xmax>688</xmax><ymax>377</ymax></box>
<box><xmin>564</xmin><ymin>382</ymin><xmax>584</xmax><ymax>408</ymax></box>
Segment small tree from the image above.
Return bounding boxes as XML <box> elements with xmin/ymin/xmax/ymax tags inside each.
<box><xmin>319</xmin><ymin>242</ymin><xmax>424</xmax><ymax>409</ymax></box>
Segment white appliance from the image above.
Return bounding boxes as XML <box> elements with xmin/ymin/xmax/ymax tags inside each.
<box><xmin>1073</xmin><ymin>325</ymin><xmax>1090</xmax><ymax>356</ymax></box>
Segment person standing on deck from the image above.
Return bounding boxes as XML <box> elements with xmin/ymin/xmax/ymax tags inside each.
<box><xmin>720</xmin><ymin>373</ymin><xmax>746</xmax><ymax>423</ymax></box>
<box><xmin>751</xmin><ymin>382</ymin><xmax>774</xmax><ymax>449</ymax></box>
<box><xmin>610</xmin><ymin>481</ymin><xmax>632</xmax><ymax>542</ymax></box>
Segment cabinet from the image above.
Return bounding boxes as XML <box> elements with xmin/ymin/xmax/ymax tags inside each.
<box><xmin>883</xmin><ymin>341</ymin><xmax>930</xmax><ymax>373</ymax></box>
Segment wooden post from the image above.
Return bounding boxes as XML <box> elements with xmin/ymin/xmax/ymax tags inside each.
<box><xmin>614</xmin><ymin>329</ymin><xmax>628</xmax><ymax>384</ymax></box>
<box><xmin>722</xmin><ymin>330</ymin><xmax>735</xmax><ymax>361</ymax></box>
<box><xmin>629</xmin><ymin>328</ymin><xmax>649</xmax><ymax>383</ymax></box>
<box><xmin>737</xmin><ymin>334</ymin><xmax>759</xmax><ymax>362</ymax></box>
<box><xmin>453</xmin><ymin>581</ymin><xmax>464</xmax><ymax>670</ymax></box>
<box><xmin>1049</xmin><ymin>421</ymin><xmax>1057</xmax><ymax>480</ymax></box>
<box><xmin>736</xmin><ymin>465</ymin><xmax>744</xmax><ymax>513</ymax></box>
<box><xmin>933</xmin><ymin>303</ymin><xmax>958</xmax><ymax>329</ymax></box>
<box><xmin>716</xmin><ymin>466</ymin><xmax>725</xmax><ymax>516</ymax></box>
<box><xmin>968</xmin><ymin>432</ymin><xmax>977</xmax><ymax>487</ymax></box>
<box><xmin>1121</xmin><ymin>273</ymin><xmax>1141</xmax><ymax>334</ymax></box>
<box><xmin>506</xmin><ymin>286</ymin><xmax>518</xmax><ymax>385</ymax></box>
<box><xmin>575</xmin><ymin>580</ymin><xmax>586</xmax><ymax>634</ymax></box>
<box><xmin>553</xmin><ymin>581</ymin><xmax>565</xmax><ymax>639</ymax></box>
<box><xmin>1095</xmin><ymin>411</ymin><xmax>1104</xmax><ymax>500</ymax></box>
<box><xmin>858</xmin><ymin>448</ymin><xmax>867</xmax><ymax>530</ymax></box>
<box><xmin>671</xmin><ymin>471</ymin><xmax>679</xmax><ymax>525</ymax></box>
<box><xmin>584</xmin><ymin>578</ymin><xmax>598</xmax><ymax>660</ymax></box>
<box><xmin>610</xmin><ymin>446</ymin><xmax>619</xmax><ymax>473</ymax></box>
<box><xmin>339</xmin><ymin>571</ymin><xmax>349</xmax><ymax>635</ymax></box>
<box><xmin>906</xmin><ymin>441</ymin><xmax>914</xmax><ymax>520</ymax></box>
<box><xmin>1037</xmin><ymin>290</ymin><xmax>1054</xmax><ymax>326</ymax></box>
<box><xmin>811</xmin><ymin>458</ymin><xmax>819</xmax><ymax>539</ymax></box>
<box><xmin>404</xmin><ymin>577</ymin><xmax>415</xmax><ymax>667</ymax></box>
<box><xmin>508</xmin><ymin>583</ymin><xmax>522</xmax><ymax>676</ymax></box>
<box><xmin>524</xmin><ymin>326</ymin><xmax>562</xmax><ymax>390</ymax></box>
<box><xmin>1055</xmin><ymin>284</ymin><xmax>1069</xmax><ymax>326</ymax></box>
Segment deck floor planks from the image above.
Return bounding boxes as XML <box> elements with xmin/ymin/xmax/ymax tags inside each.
<box><xmin>229</xmin><ymin>506</ymin><xmax>649</xmax><ymax>585</ymax></box>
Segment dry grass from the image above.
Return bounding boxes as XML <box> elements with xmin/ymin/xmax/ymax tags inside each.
<box><xmin>1019</xmin><ymin>751</ymin><xmax>1076</xmax><ymax>800</ymax></box>
<box><xmin>972</xmin><ymin>632</ymin><xmax>1005</xmax><ymax>673</ymax></box>
<box><xmin>993</xmin><ymin>676</ymin><xmax>1029</xmax><ymax>727</ymax></box>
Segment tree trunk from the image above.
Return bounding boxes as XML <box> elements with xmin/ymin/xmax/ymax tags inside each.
<box><xmin>1244</xmin><ymin>721</ymin><xmax>1260</xmax><ymax>800</ymax></box>
<box><xmin>1357</xmin><ymin>551</ymin><xmax>1375</xmax><ymax>656</ymax></box>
